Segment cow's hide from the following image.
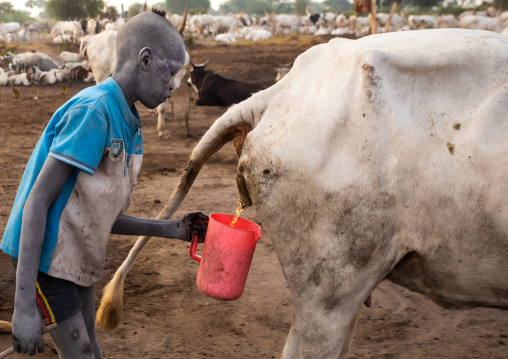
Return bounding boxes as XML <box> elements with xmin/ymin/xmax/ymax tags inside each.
<box><xmin>178</xmin><ymin>28</ymin><xmax>508</xmax><ymax>358</ymax></box>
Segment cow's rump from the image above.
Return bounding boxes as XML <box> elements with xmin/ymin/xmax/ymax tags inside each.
<box><xmin>239</xmin><ymin>28</ymin><xmax>508</xmax><ymax>310</ymax></box>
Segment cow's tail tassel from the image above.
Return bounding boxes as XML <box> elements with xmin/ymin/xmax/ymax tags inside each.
<box><xmin>96</xmin><ymin>272</ymin><xmax>124</xmax><ymax>329</ymax></box>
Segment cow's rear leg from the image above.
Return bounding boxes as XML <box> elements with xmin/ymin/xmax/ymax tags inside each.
<box><xmin>156</xmin><ymin>101</ymin><xmax>170</xmax><ymax>139</ymax></box>
<box><xmin>280</xmin><ymin>291</ymin><xmax>366</xmax><ymax>359</ymax></box>
<box><xmin>274</xmin><ymin>236</ymin><xmax>386</xmax><ymax>359</ymax></box>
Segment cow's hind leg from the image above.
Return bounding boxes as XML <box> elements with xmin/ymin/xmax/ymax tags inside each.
<box><xmin>156</xmin><ymin>101</ymin><xmax>170</xmax><ymax>139</ymax></box>
<box><xmin>271</xmin><ymin>229</ymin><xmax>389</xmax><ymax>359</ymax></box>
<box><xmin>280</xmin><ymin>286</ymin><xmax>366</xmax><ymax>359</ymax></box>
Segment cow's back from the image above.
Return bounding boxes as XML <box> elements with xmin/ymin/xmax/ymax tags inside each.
<box><xmin>238</xmin><ymin>29</ymin><xmax>508</xmax><ymax>308</ymax></box>
<box><xmin>85</xmin><ymin>30</ymin><xmax>117</xmax><ymax>84</ymax></box>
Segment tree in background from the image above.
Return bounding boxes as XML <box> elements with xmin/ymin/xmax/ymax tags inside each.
<box><xmin>152</xmin><ymin>1</ymin><xmax>167</xmax><ymax>10</ymax></box>
<box><xmin>0</xmin><ymin>1</ymin><xmax>34</xmax><ymax>22</ymax></box>
<box><xmin>128</xmin><ymin>2</ymin><xmax>143</xmax><ymax>17</ymax></box>
<box><xmin>165</xmin><ymin>0</ymin><xmax>210</xmax><ymax>14</ymax></box>
<box><xmin>294</xmin><ymin>0</ymin><xmax>309</xmax><ymax>14</ymax></box>
<box><xmin>46</xmin><ymin>0</ymin><xmax>104</xmax><ymax>20</ymax></box>
<box><xmin>25</xmin><ymin>0</ymin><xmax>47</xmax><ymax>8</ymax></box>
<box><xmin>103</xmin><ymin>5</ymin><xmax>118</xmax><ymax>20</ymax></box>
<box><xmin>323</xmin><ymin>0</ymin><xmax>353</xmax><ymax>12</ymax></box>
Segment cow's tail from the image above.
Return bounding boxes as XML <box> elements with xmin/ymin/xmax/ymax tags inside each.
<box><xmin>0</xmin><ymin>320</ymin><xmax>11</xmax><ymax>333</ymax></box>
<box><xmin>96</xmin><ymin>96</ymin><xmax>263</xmax><ymax>329</ymax></box>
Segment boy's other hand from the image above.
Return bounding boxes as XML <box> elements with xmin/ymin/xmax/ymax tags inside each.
<box><xmin>12</xmin><ymin>305</ymin><xmax>45</xmax><ymax>355</ymax></box>
<box><xmin>174</xmin><ymin>212</ymin><xmax>208</xmax><ymax>243</ymax></box>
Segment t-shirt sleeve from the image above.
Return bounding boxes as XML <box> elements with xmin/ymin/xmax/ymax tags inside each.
<box><xmin>48</xmin><ymin>106</ymin><xmax>107</xmax><ymax>175</ymax></box>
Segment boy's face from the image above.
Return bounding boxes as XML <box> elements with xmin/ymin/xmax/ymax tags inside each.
<box><xmin>138</xmin><ymin>43</ymin><xmax>186</xmax><ymax>110</ymax></box>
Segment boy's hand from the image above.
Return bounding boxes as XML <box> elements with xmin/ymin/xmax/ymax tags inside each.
<box><xmin>11</xmin><ymin>305</ymin><xmax>45</xmax><ymax>355</ymax></box>
<box><xmin>174</xmin><ymin>212</ymin><xmax>208</xmax><ymax>243</ymax></box>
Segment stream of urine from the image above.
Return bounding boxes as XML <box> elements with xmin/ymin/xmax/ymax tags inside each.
<box><xmin>230</xmin><ymin>196</ymin><xmax>245</xmax><ymax>227</ymax></box>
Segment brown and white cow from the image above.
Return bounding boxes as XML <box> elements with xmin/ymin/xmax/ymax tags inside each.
<box><xmin>98</xmin><ymin>29</ymin><xmax>508</xmax><ymax>358</ymax></box>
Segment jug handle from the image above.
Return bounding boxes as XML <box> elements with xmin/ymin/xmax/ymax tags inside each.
<box><xmin>189</xmin><ymin>218</ymin><xmax>208</xmax><ymax>262</ymax></box>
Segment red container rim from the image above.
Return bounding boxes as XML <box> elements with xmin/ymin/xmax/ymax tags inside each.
<box><xmin>210</xmin><ymin>213</ymin><xmax>261</xmax><ymax>235</ymax></box>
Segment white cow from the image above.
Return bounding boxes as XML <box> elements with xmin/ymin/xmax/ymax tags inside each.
<box><xmin>50</xmin><ymin>21</ymin><xmax>84</xmax><ymax>41</ymax></box>
<box><xmin>408</xmin><ymin>15</ymin><xmax>436</xmax><ymax>29</ymax></box>
<box><xmin>435</xmin><ymin>14</ymin><xmax>459</xmax><ymax>28</ymax></box>
<box><xmin>348</xmin><ymin>15</ymin><xmax>371</xmax><ymax>37</ymax></box>
<box><xmin>459</xmin><ymin>14</ymin><xmax>504</xmax><ymax>32</ymax></box>
<box><xmin>81</xmin><ymin>29</ymin><xmax>189</xmax><ymax>138</ymax></box>
<box><xmin>241</xmin><ymin>27</ymin><xmax>272</xmax><ymax>41</ymax></box>
<box><xmin>59</xmin><ymin>51</ymin><xmax>81</xmax><ymax>64</ymax></box>
<box><xmin>80</xmin><ymin>30</ymin><xmax>117</xmax><ymax>84</ymax></box>
<box><xmin>0</xmin><ymin>22</ymin><xmax>20</xmax><ymax>39</ymax></box>
<box><xmin>7</xmin><ymin>72</ymin><xmax>30</xmax><ymax>86</ymax></box>
<box><xmin>98</xmin><ymin>29</ymin><xmax>508</xmax><ymax>358</ymax></box>
<box><xmin>210</xmin><ymin>15</ymin><xmax>242</xmax><ymax>35</ymax></box>
<box><xmin>105</xmin><ymin>18</ymin><xmax>125</xmax><ymax>31</ymax></box>
<box><xmin>6</xmin><ymin>51</ymin><xmax>58</xmax><ymax>72</ymax></box>
<box><xmin>28</xmin><ymin>66</ymin><xmax>67</xmax><ymax>85</ymax></box>
<box><xmin>275</xmin><ymin>14</ymin><xmax>300</xmax><ymax>35</ymax></box>
<box><xmin>215</xmin><ymin>32</ymin><xmax>237</xmax><ymax>43</ymax></box>
<box><xmin>52</xmin><ymin>34</ymin><xmax>72</xmax><ymax>44</ymax></box>
<box><xmin>0</xmin><ymin>68</ymin><xmax>10</xmax><ymax>86</ymax></box>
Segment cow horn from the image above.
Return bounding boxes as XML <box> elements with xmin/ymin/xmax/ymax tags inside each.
<box><xmin>178</xmin><ymin>4</ymin><xmax>188</xmax><ymax>35</ymax></box>
<box><xmin>276</xmin><ymin>60</ymin><xmax>293</xmax><ymax>67</ymax></box>
<box><xmin>190</xmin><ymin>57</ymin><xmax>210</xmax><ymax>68</ymax></box>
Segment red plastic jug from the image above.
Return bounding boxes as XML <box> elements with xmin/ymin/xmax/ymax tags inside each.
<box><xmin>190</xmin><ymin>213</ymin><xmax>262</xmax><ymax>300</ymax></box>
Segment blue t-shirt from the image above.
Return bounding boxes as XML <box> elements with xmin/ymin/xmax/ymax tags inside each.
<box><xmin>1</xmin><ymin>78</ymin><xmax>143</xmax><ymax>286</ymax></box>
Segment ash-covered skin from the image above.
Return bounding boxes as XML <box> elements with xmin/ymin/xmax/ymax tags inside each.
<box><xmin>10</xmin><ymin>9</ymin><xmax>198</xmax><ymax>359</ymax></box>
<box><xmin>182</xmin><ymin>212</ymin><xmax>209</xmax><ymax>243</ymax></box>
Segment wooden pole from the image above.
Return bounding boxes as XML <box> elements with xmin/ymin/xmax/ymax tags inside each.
<box><xmin>370</xmin><ymin>0</ymin><xmax>378</xmax><ymax>34</ymax></box>
<box><xmin>384</xmin><ymin>2</ymin><xmax>398</xmax><ymax>33</ymax></box>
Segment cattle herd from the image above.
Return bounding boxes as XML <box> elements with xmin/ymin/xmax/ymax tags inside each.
<box><xmin>0</xmin><ymin>7</ymin><xmax>508</xmax><ymax>89</ymax></box>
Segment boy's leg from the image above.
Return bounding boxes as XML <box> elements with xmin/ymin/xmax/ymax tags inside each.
<box><xmin>48</xmin><ymin>312</ymin><xmax>95</xmax><ymax>359</ymax></box>
<box><xmin>77</xmin><ymin>285</ymin><xmax>103</xmax><ymax>359</ymax></box>
<box><xmin>11</xmin><ymin>259</ymin><xmax>97</xmax><ymax>359</ymax></box>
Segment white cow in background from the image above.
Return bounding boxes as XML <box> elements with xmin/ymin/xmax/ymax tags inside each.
<box><xmin>0</xmin><ymin>22</ymin><xmax>20</xmax><ymax>42</ymax></box>
<box><xmin>435</xmin><ymin>14</ymin><xmax>460</xmax><ymax>28</ymax></box>
<box><xmin>105</xmin><ymin>18</ymin><xmax>126</xmax><ymax>31</ymax></box>
<box><xmin>459</xmin><ymin>14</ymin><xmax>504</xmax><ymax>32</ymax></box>
<box><xmin>28</xmin><ymin>66</ymin><xmax>67</xmax><ymax>85</ymax></box>
<box><xmin>408</xmin><ymin>15</ymin><xmax>436</xmax><ymax>29</ymax></box>
<box><xmin>0</xmin><ymin>68</ymin><xmax>9</xmax><ymax>86</ymax></box>
<box><xmin>59</xmin><ymin>51</ymin><xmax>81</xmax><ymax>64</ymax></box>
<box><xmin>50</xmin><ymin>21</ymin><xmax>84</xmax><ymax>41</ymax></box>
<box><xmin>100</xmin><ymin>29</ymin><xmax>508</xmax><ymax>359</ymax></box>
<box><xmin>241</xmin><ymin>27</ymin><xmax>272</xmax><ymax>41</ymax></box>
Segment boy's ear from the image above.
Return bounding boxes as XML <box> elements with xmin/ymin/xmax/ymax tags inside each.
<box><xmin>138</xmin><ymin>47</ymin><xmax>152</xmax><ymax>71</ymax></box>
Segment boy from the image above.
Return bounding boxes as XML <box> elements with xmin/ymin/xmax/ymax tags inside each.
<box><xmin>0</xmin><ymin>9</ymin><xmax>207</xmax><ymax>358</ymax></box>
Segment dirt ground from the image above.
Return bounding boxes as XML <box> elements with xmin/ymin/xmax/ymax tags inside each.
<box><xmin>0</xmin><ymin>36</ymin><xmax>507</xmax><ymax>359</ymax></box>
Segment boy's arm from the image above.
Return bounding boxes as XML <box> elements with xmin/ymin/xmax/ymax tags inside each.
<box><xmin>12</xmin><ymin>157</ymin><xmax>74</xmax><ymax>356</ymax></box>
<box><xmin>111</xmin><ymin>212</ymin><xmax>208</xmax><ymax>243</ymax></box>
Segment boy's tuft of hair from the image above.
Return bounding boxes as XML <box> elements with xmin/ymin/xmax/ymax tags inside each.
<box><xmin>152</xmin><ymin>7</ymin><xmax>166</xmax><ymax>17</ymax></box>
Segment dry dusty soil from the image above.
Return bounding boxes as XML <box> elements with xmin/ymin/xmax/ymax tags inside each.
<box><xmin>0</xmin><ymin>36</ymin><xmax>507</xmax><ymax>359</ymax></box>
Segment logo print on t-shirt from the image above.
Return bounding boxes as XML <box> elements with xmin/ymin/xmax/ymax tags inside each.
<box><xmin>111</xmin><ymin>139</ymin><xmax>124</xmax><ymax>160</ymax></box>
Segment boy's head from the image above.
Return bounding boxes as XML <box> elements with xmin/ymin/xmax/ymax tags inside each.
<box><xmin>115</xmin><ymin>8</ymin><xmax>186</xmax><ymax>109</ymax></box>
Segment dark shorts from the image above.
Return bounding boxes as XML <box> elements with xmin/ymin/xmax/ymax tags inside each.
<box><xmin>11</xmin><ymin>257</ymin><xmax>82</xmax><ymax>324</ymax></box>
